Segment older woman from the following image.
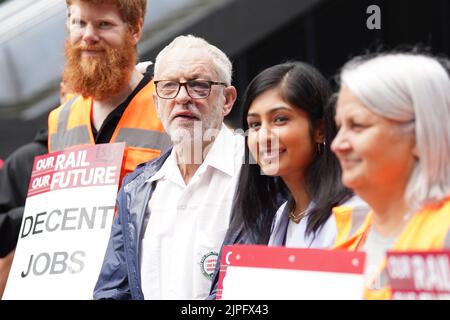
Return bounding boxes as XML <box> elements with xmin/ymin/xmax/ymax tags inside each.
<box><xmin>332</xmin><ymin>53</ymin><xmax>450</xmax><ymax>299</ymax></box>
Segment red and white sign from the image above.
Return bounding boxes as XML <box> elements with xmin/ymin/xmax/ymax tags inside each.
<box><xmin>3</xmin><ymin>143</ymin><xmax>124</xmax><ymax>300</ymax></box>
<box><xmin>386</xmin><ymin>250</ymin><xmax>450</xmax><ymax>300</ymax></box>
<box><xmin>217</xmin><ymin>245</ymin><xmax>366</xmax><ymax>300</ymax></box>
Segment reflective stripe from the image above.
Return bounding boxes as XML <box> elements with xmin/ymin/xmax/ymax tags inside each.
<box><xmin>51</xmin><ymin>96</ymin><xmax>172</xmax><ymax>152</ymax></box>
<box><xmin>349</xmin><ymin>205</ymin><xmax>371</xmax><ymax>237</ymax></box>
<box><xmin>58</xmin><ymin>96</ymin><xmax>77</xmax><ymax>130</ymax></box>
<box><xmin>51</xmin><ymin>96</ymin><xmax>83</xmax><ymax>151</ymax></box>
<box><xmin>49</xmin><ymin>133</ymin><xmax>61</xmax><ymax>151</ymax></box>
<box><xmin>444</xmin><ymin>229</ymin><xmax>450</xmax><ymax>249</ymax></box>
<box><xmin>50</xmin><ymin>125</ymin><xmax>91</xmax><ymax>151</ymax></box>
<box><xmin>116</xmin><ymin>128</ymin><xmax>172</xmax><ymax>151</ymax></box>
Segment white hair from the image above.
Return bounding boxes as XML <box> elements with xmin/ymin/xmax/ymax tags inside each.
<box><xmin>154</xmin><ymin>35</ymin><xmax>233</xmax><ymax>85</ymax></box>
<box><xmin>341</xmin><ymin>53</ymin><xmax>450</xmax><ymax>211</ymax></box>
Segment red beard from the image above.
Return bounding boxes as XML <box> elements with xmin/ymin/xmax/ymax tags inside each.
<box><xmin>63</xmin><ymin>32</ymin><xmax>136</xmax><ymax>101</ymax></box>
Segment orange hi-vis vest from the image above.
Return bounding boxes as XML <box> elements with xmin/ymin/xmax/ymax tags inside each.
<box><xmin>334</xmin><ymin>198</ymin><xmax>450</xmax><ymax>300</ymax></box>
<box><xmin>48</xmin><ymin>80</ymin><xmax>171</xmax><ymax>179</ymax></box>
<box><xmin>333</xmin><ymin>199</ymin><xmax>371</xmax><ymax>246</ymax></box>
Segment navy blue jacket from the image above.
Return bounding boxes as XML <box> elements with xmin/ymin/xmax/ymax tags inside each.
<box><xmin>94</xmin><ymin>150</ymin><xmax>171</xmax><ymax>300</ymax></box>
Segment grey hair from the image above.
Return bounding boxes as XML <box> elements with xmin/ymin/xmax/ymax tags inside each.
<box><xmin>154</xmin><ymin>35</ymin><xmax>233</xmax><ymax>85</ymax></box>
<box><xmin>340</xmin><ymin>53</ymin><xmax>450</xmax><ymax>211</ymax></box>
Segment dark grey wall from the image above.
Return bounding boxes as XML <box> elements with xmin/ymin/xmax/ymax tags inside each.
<box><xmin>226</xmin><ymin>0</ymin><xmax>450</xmax><ymax>128</ymax></box>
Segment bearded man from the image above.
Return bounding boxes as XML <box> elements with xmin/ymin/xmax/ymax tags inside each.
<box><xmin>94</xmin><ymin>35</ymin><xmax>244</xmax><ymax>300</ymax></box>
<box><xmin>48</xmin><ymin>0</ymin><xmax>170</xmax><ymax>178</ymax></box>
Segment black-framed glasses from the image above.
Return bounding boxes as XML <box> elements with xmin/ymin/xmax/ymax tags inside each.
<box><xmin>154</xmin><ymin>79</ymin><xmax>227</xmax><ymax>99</ymax></box>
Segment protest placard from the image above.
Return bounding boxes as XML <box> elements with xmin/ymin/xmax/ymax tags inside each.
<box><xmin>3</xmin><ymin>143</ymin><xmax>124</xmax><ymax>299</ymax></box>
<box><xmin>217</xmin><ymin>245</ymin><xmax>366</xmax><ymax>300</ymax></box>
<box><xmin>386</xmin><ymin>250</ymin><xmax>450</xmax><ymax>300</ymax></box>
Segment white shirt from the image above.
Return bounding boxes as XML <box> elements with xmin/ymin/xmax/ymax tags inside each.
<box><xmin>282</xmin><ymin>201</ymin><xmax>337</xmax><ymax>248</ymax></box>
<box><xmin>270</xmin><ymin>195</ymin><xmax>368</xmax><ymax>248</ymax></box>
<box><xmin>140</xmin><ymin>125</ymin><xmax>244</xmax><ymax>299</ymax></box>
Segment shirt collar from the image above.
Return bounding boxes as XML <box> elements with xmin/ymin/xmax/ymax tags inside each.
<box><xmin>146</xmin><ymin>149</ymin><xmax>177</xmax><ymax>183</ymax></box>
<box><xmin>146</xmin><ymin>124</ymin><xmax>243</xmax><ymax>184</ymax></box>
<box><xmin>201</xmin><ymin>124</ymin><xmax>243</xmax><ymax>177</ymax></box>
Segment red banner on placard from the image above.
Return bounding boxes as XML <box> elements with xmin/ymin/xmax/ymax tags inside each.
<box><xmin>386</xmin><ymin>250</ymin><xmax>450</xmax><ymax>300</ymax></box>
<box><xmin>28</xmin><ymin>143</ymin><xmax>124</xmax><ymax>197</ymax></box>
<box><xmin>216</xmin><ymin>245</ymin><xmax>365</xmax><ymax>300</ymax></box>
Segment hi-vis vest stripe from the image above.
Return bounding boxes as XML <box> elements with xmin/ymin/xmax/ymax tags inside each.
<box><xmin>50</xmin><ymin>96</ymin><xmax>90</xmax><ymax>151</ymax></box>
<box><xmin>334</xmin><ymin>198</ymin><xmax>450</xmax><ymax>299</ymax></box>
<box><xmin>333</xmin><ymin>202</ymin><xmax>370</xmax><ymax>246</ymax></box>
<box><xmin>115</xmin><ymin>128</ymin><xmax>171</xmax><ymax>150</ymax></box>
<box><xmin>50</xmin><ymin>97</ymin><xmax>170</xmax><ymax>151</ymax></box>
<box><xmin>48</xmin><ymin>80</ymin><xmax>171</xmax><ymax>177</ymax></box>
<box><xmin>445</xmin><ymin>230</ymin><xmax>450</xmax><ymax>248</ymax></box>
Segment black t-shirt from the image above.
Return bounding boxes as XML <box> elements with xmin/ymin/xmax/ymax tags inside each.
<box><xmin>0</xmin><ymin>129</ymin><xmax>48</xmax><ymax>257</ymax></box>
<box><xmin>91</xmin><ymin>72</ymin><xmax>153</xmax><ymax>144</ymax></box>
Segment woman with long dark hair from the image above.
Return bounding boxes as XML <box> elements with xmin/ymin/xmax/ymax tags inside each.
<box><xmin>232</xmin><ymin>61</ymin><xmax>359</xmax><ymax>246</ymax></box>
<box><xmin>208</xmin><ymin>62</ymin><xmax>365</xmax><ymax>298</ymax></box>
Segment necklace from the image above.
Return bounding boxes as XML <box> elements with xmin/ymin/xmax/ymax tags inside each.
<box><xmin>288</xmin><ymin>207</ymin><xmax>308</xmax><ymax>224</ymax></box>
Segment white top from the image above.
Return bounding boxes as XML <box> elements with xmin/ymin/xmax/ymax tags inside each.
<box><xmin>269</xmin><ymin>195</ymin><xmax>368</xmax><ymax>248</ymax></box>
<box><xmin>140</xmin><ymin>125</ymin><xmax>244</xmax><ymax>300</ymax></box>
<box><xmin>362</xmin><ymin>226</ymin><xmax>396</xmax><ymax>289</ymax></box>
<box><xmin>282</xmin><ymin>201</ymin><xmax>337</xmax><ymax>248</ymax></box>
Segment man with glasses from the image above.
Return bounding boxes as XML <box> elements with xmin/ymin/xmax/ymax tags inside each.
<box><xmin>94</xmin><ymin>35</ymin><xmax>244</xmax><ymax>300</ymax></box>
